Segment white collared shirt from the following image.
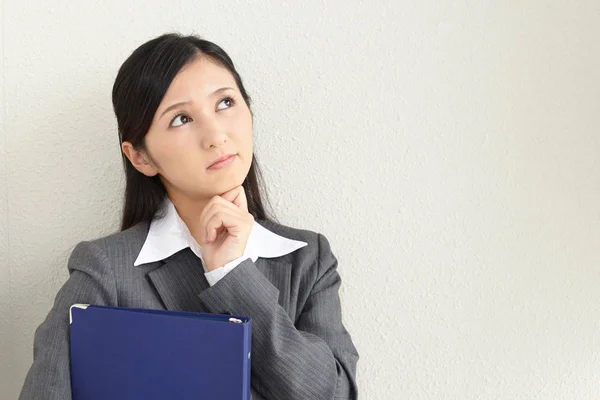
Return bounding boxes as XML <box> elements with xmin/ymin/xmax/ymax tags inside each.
<box><xmin>134</xmin><ymin>198</ymin><xmax>308</xmax><ymax>286</ymax></box>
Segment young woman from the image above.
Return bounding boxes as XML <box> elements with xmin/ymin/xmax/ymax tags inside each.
<box><xmin>19</xmin><ymin>32</ymin><xmax>358</xmax><ymax>400</ymax></box>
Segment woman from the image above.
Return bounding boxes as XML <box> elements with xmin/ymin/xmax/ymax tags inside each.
<box><xmin>19</xmin><ymin>32</ymin><xmax>358</xmax><ymax>400</ymax></box>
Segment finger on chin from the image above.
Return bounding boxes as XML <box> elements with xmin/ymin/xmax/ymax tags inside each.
<box><xmin>221</xmin><ymin>186</ymin><xmax>247</xmax><ymax>210</ymax></box>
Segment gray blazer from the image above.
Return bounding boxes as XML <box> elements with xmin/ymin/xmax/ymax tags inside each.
<box><xmin>19</xmin><ymin>219</ymin><xmax>359</xmax><ymax>400</ymax></box>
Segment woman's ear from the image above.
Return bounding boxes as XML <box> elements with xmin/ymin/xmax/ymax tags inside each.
<box><xmin>121</xmin><ymin>142</ymin><xmax>159</xmax><ymax>177</ymax></box>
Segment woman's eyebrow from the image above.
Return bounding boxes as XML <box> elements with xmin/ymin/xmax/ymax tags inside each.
<box><xmin>159</xmin><ymin>86</ymin><xmax>235</xmax><ymax>119</ymax></box>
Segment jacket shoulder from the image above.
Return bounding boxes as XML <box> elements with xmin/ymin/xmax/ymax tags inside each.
<box><xmin>82</xmin><ymin>221</ymin><xmax>150</xmax><ymax>264</ymax></box>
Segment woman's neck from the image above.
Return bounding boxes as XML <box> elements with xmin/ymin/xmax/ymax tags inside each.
<box><xmin>168</xmin><ymin>192</ymin><xmax>210</xmax><ymax>236</ymax></box>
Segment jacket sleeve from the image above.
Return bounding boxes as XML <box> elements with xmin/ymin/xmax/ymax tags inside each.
<box><xmin>19</xmin><ymin>241</ymin><xmax>117</xmax><ymax>400</ymax></box>
<box><xmin>198</xmin><ymin>233</ymin><xmax>359</xmax><ymax>400</ymax></box>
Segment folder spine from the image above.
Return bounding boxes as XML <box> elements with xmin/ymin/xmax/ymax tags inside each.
<box><xmin>243</xmin><ymin>319</ymin><xmax>252</xmax><ymax>400</ymax></box>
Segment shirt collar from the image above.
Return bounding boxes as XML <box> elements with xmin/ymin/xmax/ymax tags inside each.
<box><xmin>134</xmin><ymin>197</ymin><xmax>308</xmax><ymax>267</ymax></box>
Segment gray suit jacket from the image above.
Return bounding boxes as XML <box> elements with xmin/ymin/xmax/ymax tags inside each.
<box><xmin>19</xmin><ymin>219</ymin><xmax>359</xmax><ymax>399</ymax></box>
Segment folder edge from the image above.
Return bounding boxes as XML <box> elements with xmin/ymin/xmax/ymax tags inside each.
<box><xmin>69</xmin><ymin>304</ymin><xmax>90</xmax><ymax>324</ymax></box>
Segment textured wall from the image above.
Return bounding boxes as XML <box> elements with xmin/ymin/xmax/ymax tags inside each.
<box><xmin>1</xmin><ymin>0</ymin><xmax>11</xmax><ymax>394</ymax></box>
<box><xmin>2</xmin><ymin>1</ymin><xmax>600</xmax><ymax>399</ymax></box>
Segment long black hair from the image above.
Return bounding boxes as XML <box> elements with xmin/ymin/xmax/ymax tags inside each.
<box><xmin>112</xmin><ymin>33</ymin><xmax>275</xmax><ymax>231</ymax></box>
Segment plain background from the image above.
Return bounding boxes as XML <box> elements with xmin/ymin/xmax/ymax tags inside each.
<box><xmin>1</xmin><ymin>1</ymin><xmax>599</xmax><ymax>399</ymax></box>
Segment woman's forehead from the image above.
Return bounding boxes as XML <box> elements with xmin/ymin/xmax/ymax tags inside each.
<box><xmin>166</xmin><ymin>57</ymin><xmax>236</xmax><ymax>97</ymax></box>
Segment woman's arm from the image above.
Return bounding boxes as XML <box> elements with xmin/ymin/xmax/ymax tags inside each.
<box><xmin>19</xmin><ymin>241</ymin><xmax>117</xmax><ymax>400</ymax></box>
<box><xmin>198</xmin><ymin>233</ymin><xmax>359</xmax><ymax>400</ymax></box>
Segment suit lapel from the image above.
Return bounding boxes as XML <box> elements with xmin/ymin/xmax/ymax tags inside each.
<box><xmin>147</xmin><ymin>248</ymin><xmax>211</xmax><ymax>313</ymax></box>
<box><xmin>145</xmin><ymin>246</ymin><xmax>295</xmax><ymax>316</ymax></box>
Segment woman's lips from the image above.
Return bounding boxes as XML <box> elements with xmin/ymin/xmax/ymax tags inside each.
<box><xmin>207</xmin><ymin>154</ymin><xmax>236</xmax><ymax>170</ymax></box>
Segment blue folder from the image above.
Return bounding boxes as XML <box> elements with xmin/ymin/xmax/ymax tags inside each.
<box><xmin>69</xmin><ymin>304</ymin><xmax>252</xmax><ymax>400</ymax></box>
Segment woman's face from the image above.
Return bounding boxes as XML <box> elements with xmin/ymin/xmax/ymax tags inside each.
<box><xmin>125</xmin><ymin>55</ymin><xmax>253</xmax><ymax>201</ymax></box>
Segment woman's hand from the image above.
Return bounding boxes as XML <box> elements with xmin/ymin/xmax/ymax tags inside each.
<box><xmin>198</xmin><ymin>185</ymin><xmax>254</xmax><ymax>272</ymax></box>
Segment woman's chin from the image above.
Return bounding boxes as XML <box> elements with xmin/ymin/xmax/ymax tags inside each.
<box><xmin>195</xmin><ymin>179</ymin><xmax>243</xmax><ymax>198</ymax></box>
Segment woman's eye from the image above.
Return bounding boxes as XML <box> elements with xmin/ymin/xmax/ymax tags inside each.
<box><xmin>217</xmin><ymin>97</ymin><xmax>234</xmax><ymax>110</ymax></box>
<box><xmin>169</xmin><ymin>97</ymin><xmax>234</xmax><ymax>127</ymax></box>
<box><xmin>170</xmin><ymin>114</ymin><xmax>191</xmax><ymax>127</ymax></box>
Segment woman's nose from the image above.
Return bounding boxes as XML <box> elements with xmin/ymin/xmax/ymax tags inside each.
<box><xmin>199</xmin><ymin>117</ymin><xmax>227</xmax><ymax>148</ymax></box>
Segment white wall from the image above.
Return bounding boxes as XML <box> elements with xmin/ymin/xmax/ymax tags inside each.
<box><xmin>0</xmin><ymin>0</ymin><xmax>11</xmax><ymax>393</ymax></box>
<box><xmin>1</xmin><ymin>1</ymin><xmax>599</xmax><ymax>399</ymax></box>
